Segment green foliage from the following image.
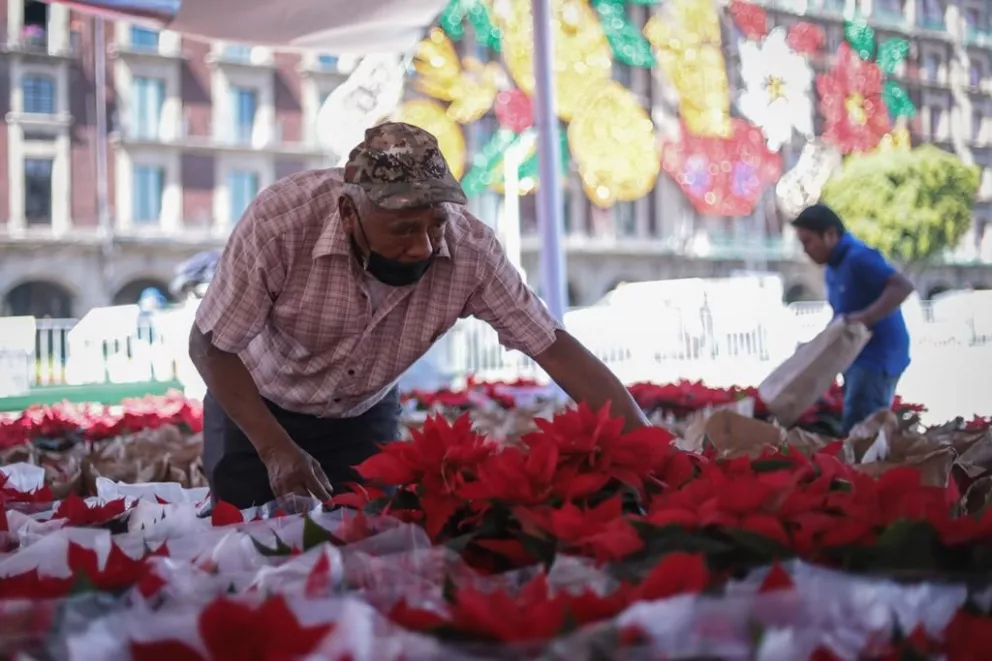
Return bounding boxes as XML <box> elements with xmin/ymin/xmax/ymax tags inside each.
<box><xmin>820</xmin><ymin>145</ymin><xmax>980</xmax><ymax>264</ymax></box>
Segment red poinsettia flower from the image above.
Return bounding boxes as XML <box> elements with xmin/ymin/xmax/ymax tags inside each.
<box><xmin>53</xmin><ymin>494</ymin><xmax>129</xmax><ymax>526</ymax></box>
<box><xmin>356</xmin><ymin>414</ymin><xmax>494</xmax><ymax>539</ymax></box>
<box><xmin>632</xmin><ymin>552</ymin><xmax>711</xmax><ymax>602</ymax></box>
<box><xmin>817</xmin><ymin>43</ymin><xmax>891</xmax><ymax>154</ymax></box>
<box><xmin>130</xmin><ymin>595</ymin><xmax>334</xmax><ymax>661</ymax></box>
<box><xmin>515</xmin><ymin>496</ymin><xmax>644</xmax><ymax>564</ymax></box>
<box><xmin>0</xmin><ymin>471</ymin><xmax>54</xmax><ymax>503</ymax></box>
<box><xmin>0</xmin><ymin>541</ymin><xmax>168</xmax><ymax>599</ymax></box>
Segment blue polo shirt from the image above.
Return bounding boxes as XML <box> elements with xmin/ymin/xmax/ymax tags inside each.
<box><xmin>825</xmin><ymin>233</ymin><xmax>911</xmax><ymax>375</ymax></box>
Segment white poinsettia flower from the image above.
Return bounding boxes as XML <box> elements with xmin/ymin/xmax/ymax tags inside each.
<box><xmin>737</xmin><ymin>27</ymin><xmax>815</xmax><ymax>152</ymax></box>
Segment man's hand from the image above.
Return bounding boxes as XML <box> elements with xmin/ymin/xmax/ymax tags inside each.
<box><xmin>259</xmin><ymin>442</ymin><xmax>333</xmax><ymax>501</ymax></box>
<box><xmin>845</xmin><ymin>312</ymin><xmax>872</xmax><ymax>327</ymax></box>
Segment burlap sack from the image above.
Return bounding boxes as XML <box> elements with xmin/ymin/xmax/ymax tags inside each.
<box><xmin>759</xmin><ymin>318</ymin><xmax>871</xmax><ymax>427</ymax></box>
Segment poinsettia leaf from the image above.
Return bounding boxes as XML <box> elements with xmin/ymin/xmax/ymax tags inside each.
<box><xmin>441</xmin><ymin>573</ymin><xmax>458</xmax><ymax>603</ymax></box>
<box><xmin>874</xmin><ymin>521</ymin><xmax>939</xmax><ymax>571</ymax></box>
<box><xmin>718</xmin><ymin>528</ymin><xmax>791</xmax><ymax>563</ymax></box>
<box><xmin>251</xmin><ymin>533</ymin><xmax>295</xmax><ymax>557</ymax></box>
<box><xmin>444</xmin><ymin>532</ymin><xmax>476</xmax><ymax>553</ymax></box>
<box><xmin>750</xmin><ymin>458</ymin><xmax>797</xmax><ymax>473</ymax></box>
<box><xmin>301</xmin><ymin>513</ymin><xmax>334</xmax><ymax>551</ymax></box>
<box><xmin>510</xmin><ymin>530</ymin><xmax>557</xmax><ymax>570</ymax></box>
<box><xmin>69</xmin><ymin>571</ymin><xmax>98</xmax><ymax>595</ymax></box>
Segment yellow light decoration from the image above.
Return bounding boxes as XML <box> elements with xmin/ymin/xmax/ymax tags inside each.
<box><xmin>488</xmin><ymin>0</ymin><xmax>613</xmax><ymax>121</ymax></box>
<box><xmin>393</xmin><ymin>99</ymin><xmax>467</xmax><ymax>180</ymax></box>
<box><xmin>413</xmin><ymin>28</ymin><xmax>500</xmax><ymax>124</ymax></box>
<box><xmin>644</xmin><ymin>0</ymin><xmax>732</xmax><ymax>139</ymax></box>
<box><xmin>568</xmin><ymin>80</ymin><xmax>661</xmax><ymax>207</ymax></box>
<box><xmin>875</xmin><ymin>126</ymin><xmax>911</xmax><ymax>152</ymax></box>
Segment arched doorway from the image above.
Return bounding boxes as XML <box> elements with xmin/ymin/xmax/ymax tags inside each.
<box><xmin>112</xmin><ymin>279</ymin><xmax>174</xmax><ymax>306</ymax></box>
<box><xmin>2</xmin><ymin>281</ymin><xmax>74</xmax><ymax>318</ymax></box>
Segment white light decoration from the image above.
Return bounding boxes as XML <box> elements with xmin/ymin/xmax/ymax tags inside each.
<box><xmin>737</xmin><ymin>27</ymin><xmax>815</xmax><ymax>153</ymax></box>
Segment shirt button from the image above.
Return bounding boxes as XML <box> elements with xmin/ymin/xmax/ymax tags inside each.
<box><xmin>333</xmin><ymin>397</ymin><xmax>341</xmax><ymax>403</ymax></box>
<box><xmin>347</xmin><ymin>369</ymin><xmax>355</xmax><ymax>376</ymax></box>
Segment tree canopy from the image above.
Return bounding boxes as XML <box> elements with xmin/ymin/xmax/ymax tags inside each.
<box><xmin>820</xmin><ymin>144</ymin><xmax>981</xmax><ymax>264</ymax></box>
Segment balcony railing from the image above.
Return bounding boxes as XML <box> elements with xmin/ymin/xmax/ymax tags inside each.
<box><xmin>917</xmin><ymin>15</ymin><xmax>946</xmax><ymax>31</ymax></box>
<box><xmin>0</xmin><ymin>23</ymin><xmax>79</xmax><ymax>57</ymax></box>
<box><xmin>966</xmin><ymin>27</ymin><xmax>992</xmax><ymax>46</ymax></box>
<box><xmin>115</xmin><ymin>116</ymin><xmax>323</xmax><ymax>156</ymax></box>
<box><xmin>872</xmin><ymin>7</ymin><xmax>907</xmax><ymax>27</ymax></box>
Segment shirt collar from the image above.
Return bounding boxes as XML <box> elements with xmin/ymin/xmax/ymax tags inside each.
<box><xmin>827</xmin><ymin>232</ymin><xmax>855</xmax><ymax>267</ymax></box>
<box><xmin>312</xmin><ymin>208</ymin><xmax>452</xmax><ymax>261</ymax></box>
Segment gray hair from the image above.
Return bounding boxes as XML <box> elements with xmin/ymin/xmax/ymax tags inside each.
<box><xmin>340</xmin><ymin>183</ymin><xmax>379</xmax><ymax>217</ymax></box>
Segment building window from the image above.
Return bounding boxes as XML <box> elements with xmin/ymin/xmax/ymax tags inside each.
<box><xmin>24</xmin><ymin>158</ymin><xmax>53</xmax><ymax>225</ymax></box>
<box><xmin>230</xmin><ymin>87</ymin><xmax>257</xmax><ymax>144</ymax></box>
<box><xmin>130</xmin><ymin>26</ymin><xmax>159</xmax><ymax>50</ymax></box>
<box><xmin>919</xmin><ymin>0</ymin><xmax>945</xmax><ymax>29</ymax></box>
<box><xmin>616</xmin><ymin>202</ymin><xmax>637</xmax><ymax>237</ymax></box>
<box><xmin>223</xmin><ymin>43</ymin><xmax>252</xmax><ymax>62</ymax></box>
<box><xmin>971</xmin><ymin>61</ymin><xmax>984</xmax><ymax>87</ymax></box>
<box><xmin>974</xmin><ymin>110</ymin><xmax>983</xmax><ymax>142</ymax></box>
<box><xmin>923</xmin><ymin>53</ymin><xmax>941</xmax><ymax>81</ymax></box>
<box><xmin>228</xmin><ymin>171</ymin><xmax>259</xmax><ymax>224</ymax></box>
<box><xmin>929</xmin><ymin>106</ymin><xmax>943</xmax><ymax>138</ymax></box>
<box><xmin>821</xmin><ymin>0</ymin><xmax>845</xmax><ymax>12</ymax></box>
<box><xmin>22</xmin><ymin>74</ymin><xmax>55</xmax><ymax>114</ymax></box>
<box><xmin>133</xmin><ymin>165</ymin><xmax>164</xmax><ymax>225</ymax></box>
<box><xmin>876</xmin><ymin>0</ymin><xmax>904</xmax><ymax>18</ymax></box>
<box><xmin>21</xmin><ymin>0</ymin><xmax>48</xmax><ymax>49</ymax></box>
<box><xmin>131</xmin><ymin>76</ymin><xmax>165</xmax><ymax>140</ymax></box>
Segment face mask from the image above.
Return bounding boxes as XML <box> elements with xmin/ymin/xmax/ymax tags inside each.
<box><xmin>353</xmin><ymin>211</ymin><xmax>434</xmax><ymax>287</ymax></box>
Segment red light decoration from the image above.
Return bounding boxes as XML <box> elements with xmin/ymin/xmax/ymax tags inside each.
<box><xmin>817</xmin><ymin>43</ymin><xmax>892</xmax><ymax>154</ymax></box>
<box><xmin>728</xmin><ymin>0</ymin><xmax>768</xmax><ymax>41</ymax></box>
<box><xmin>662</xmin><ymin>118</ymin><xmax>783</xmax><ymax>217</ymax></box>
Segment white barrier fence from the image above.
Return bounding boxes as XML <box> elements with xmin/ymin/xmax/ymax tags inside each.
<box><xmin>14</xmin><ymin>299</ymin><xmax>991</xmax><ymax>388</ymax></box>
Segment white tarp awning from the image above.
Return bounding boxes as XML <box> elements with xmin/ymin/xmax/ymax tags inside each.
<box><xmin>45</xmin><ymin>0</ymin><xmax>448</xmax><ymax>52</ymax></box>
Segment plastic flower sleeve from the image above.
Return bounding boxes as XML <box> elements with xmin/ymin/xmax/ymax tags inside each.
<box><xmin>0</xmin><ymin>462</ymin><xmax>47</xmax><ymax>492</ymax></box>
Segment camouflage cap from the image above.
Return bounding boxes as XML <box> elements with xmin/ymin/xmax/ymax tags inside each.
<box><xmin>343</xmin><ymin>122</ymin><xmax>467</xmax><ymax>210</ymax></box>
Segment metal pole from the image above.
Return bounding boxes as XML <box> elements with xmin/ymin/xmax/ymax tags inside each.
<box><xmin>94</xmin><ymin>18</ymin><xmax>112</xmax><ymax>278</ymax></box>
<box><xmin>531</xmin><ymin>0</ymin><xmax>568</xmax><ymax>320</ymax></box>
<box><xmin>501</xmin><ymin>139</ymin><xmax>524</xmax><ymax>276</ymax></box>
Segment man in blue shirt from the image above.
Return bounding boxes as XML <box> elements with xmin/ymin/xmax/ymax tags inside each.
<box><xmin>792</xmin><ymin>204</ymin><xmax>915</xmax><ymax>434</ymax></box>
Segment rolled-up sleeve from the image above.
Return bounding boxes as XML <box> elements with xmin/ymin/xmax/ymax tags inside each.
<box><xmin>461</xmin><ymin>237</ymin><xmax>561</xmax><ymax>357</ymax></box>
<box><xmin>195</xmin><ymin>202</ymin><xmax>284</xmax><ymax>354</ymax></box>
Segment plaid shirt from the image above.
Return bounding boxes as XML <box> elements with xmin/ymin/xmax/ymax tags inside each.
<box><xmin>195</xmin><ymin>168</ymin><xmax>560</xmax><ymax>418</ymax></box>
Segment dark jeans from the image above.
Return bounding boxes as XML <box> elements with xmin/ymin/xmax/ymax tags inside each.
<box><xmin>203</xmin><ymin>389</ymin><xmax>401</xmax><ymax>509</ymax></box>
<box><xmin>842</xmin><ymin>365</ymin><xmax>902</xmax><ymax>435</ymax></box>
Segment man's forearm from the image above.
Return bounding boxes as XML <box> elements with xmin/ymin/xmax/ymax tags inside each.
<box><xmin>189</xmin><ymin>325</ymin><xmax>295</xmax><ymax>456</ymax></box>
<box><xmin>535</xmin><ymin>331</ymin><xmax>649</xmax><ymax>432</ymax></box>
<box><xmin>858</xmin><ymin>277</ymin><xmax>914</xmax><ymax>326</ymax></box>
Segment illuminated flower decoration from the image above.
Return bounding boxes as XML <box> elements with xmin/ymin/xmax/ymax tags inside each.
<box><xmin>495</xmin><ymin>89</ymin><xmax>534</xmax><ymax>134</ymax></box>
<box><xmin>816</xmin><ymin>43</ymin><xmax>892</xmax><ymax>154</ymax></box>
<box><xmin>737</xmin><ymin>27</ymin><xmax>814</xmax><ymax>152</ymax></box>
<box><xmin>786</xmin><ymin>22</ymin><xmax>825</xmax><ymax>55</ymax></box>
<box><xmin>728</xmin><ymin>0</ymin><xmax>768</xmax><ymax>41</ymax></box>
<box><xmin>663</xmin><ymin>119</ymin><xmax>783</xmax><ymax>217</ymax></box>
